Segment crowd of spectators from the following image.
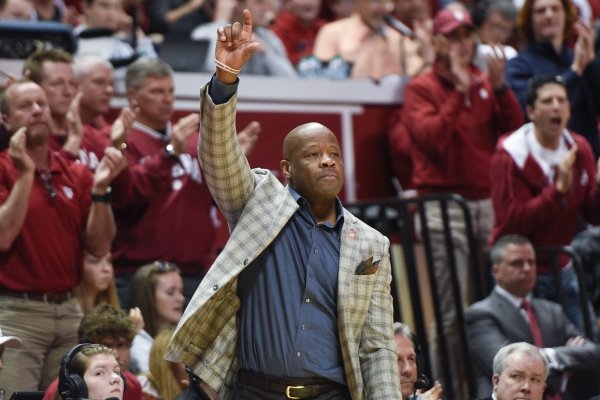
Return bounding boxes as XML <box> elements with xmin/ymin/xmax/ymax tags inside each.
<box><xmin>2</xmin><ymin>0</ymin><xmax>600</xmax><ymax>397</ymax></box>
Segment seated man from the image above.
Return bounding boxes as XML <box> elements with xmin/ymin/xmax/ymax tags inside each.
<box><xmin>43</xmin><ymin>304</ymin><xmax>142</xmax><ymax>400</ymax></box>
<box><xmin>478</xmin><ymin>342</ymin><xmax>548</xmax><ymax>400</ymax></box>
<box><xmin>394</xmin><ymin>322</ymin><xmax>442</xmax><ymax>400</ymax></box>
<box><xmin>465</xmin><ymin>234</ymin><xmax>600</xmax><ymax>399</ymax></box>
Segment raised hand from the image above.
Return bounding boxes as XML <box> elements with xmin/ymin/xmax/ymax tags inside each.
<box><xmin>571</xmin><ymin>19</ymin><xmax>595</xmax><ymax>76</ymax></box>
<box><xmin>215</xmin><ymin>8</ymin><xmax>260</xmax><ymax>83</ymax></box>
<box><xmin>484</xmin><ymin>44</ymin><xmax>507</xmax><ymax>90</ymax></box>
<box><xmin>171</xmin><ymin>113</ymin><xmax>200</xmax><ymax>155</ymax></box>
<box><xmin>9</xmin><ymin>127</ymin><xmax>35</xmax><ymax>174</ymax></box>
<box><xmin>63</xmin><ymin>92</ymin><xmax>84</xmax><ymax>156</ymax></box>
<box><xmin>556</xmin><ymin>144</ymin><xmax>578</xmax><ymax>194</ymax></box>
<box><xmin>417</xmin><ymin>380</ymin><xmax>443</xmax><ymax>400</ymax></box>
<box><xmin>93</xmin><ymin>146</ymin><xmax>126</xmax><ymax>191</ymax></box>
<box><xmin>237</xmin><ymin>120</ymin><xmax>261</xmax><ymax>155</ymax></box>
<box><xmin>449</xmin><ymin>41</ymin><xmax>470</xmax><ymax>93</ymax></box>
<box><xmin>111</xmin><ymin>106</ymin><xmax>138</xmax><ymax>150</ymax></box>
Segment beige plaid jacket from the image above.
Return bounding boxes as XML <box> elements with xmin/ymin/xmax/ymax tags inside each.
<box><xmin>165</xmin><ymin>83</ymin><xmax>402</xmax><ymax>400</ymax></box>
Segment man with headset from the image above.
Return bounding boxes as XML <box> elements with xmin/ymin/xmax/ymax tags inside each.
<box><xmin>394</xmin><ymin>322</ymin><xmax>443</xmax><ymax>400</ymax></box>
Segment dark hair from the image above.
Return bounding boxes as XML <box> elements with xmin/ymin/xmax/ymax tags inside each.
<box><xmin>525</xmin><ymin>75</ymin><xmax>566</xmax><ymax>107</ymax></box>
<box><xmin>473</xmin><ymin>0</ymin><xmax>518</xmax><ymax>28</ymax></box>
<box><xmin>517</xmin><ymin>0</ymin><xmax>577</xmax><ymax>44</ymax></box>
<box><xmin>78</xmin><ymin>304</ymin><xmax>137</xmax><ymax>344</ymax></box>
<box><xmin>23</xmin><ymin>48</ymin><xmax>73</xmax><ymax>85</ymax></box>
<box><xmin>490</xmin><ymin>234</ymin><xmax>532</xmax><ymax>265</ymax></box>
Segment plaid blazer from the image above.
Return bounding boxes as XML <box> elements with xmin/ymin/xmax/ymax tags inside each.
<box><xmin>165</xmin><ymin>83</ymin><xmax>402</xmax><ymax>400</ymax></box>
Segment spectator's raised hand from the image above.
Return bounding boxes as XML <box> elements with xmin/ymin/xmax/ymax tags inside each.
<box><xmin>111</xmin><ymin>106</ymin><xmax>138</xmax><ymax>150</ymax></box>
<box><xmin>237</xmin><ymin>120</ymin><xmax>261</xmax><ymax>155</ymax></box>
<box><xmin>8</xmin><ymin>127</ymin><xmax>34</xmax><ymax>174</ymax></box>
<box><xmin>571</xmin><ymin>19</ymin><xmax>595</xmax><ymax>76</ymax></box>
<box><xmin>171</xmin><ymin>113</ymin><xmax>200</xmax><ymax>155</ymax></box>
<box><xmin>449</xmin><ymin>41</ymin><xmax>470</xmax><ymax>93</ymax></box>
<box><xmin>93</xmin><ymin>146</ymin><xmax>127</xmax><ymax>190</ymax></box>
<box><xmin>485</xmin><ymin>44</ymin><xmax>507</xmax><ymax>90</ymax></box>
<box><xmin>215</xmin><ymin>9</ymin><xmax>260</xmax><ymax>83</ymax></box>
<box><xmin>556</xmin><ymin>144</ymin><xmax>578</xmax><ymax>194</ymax></box>
<box><xmin>417</xmin><ymin>380</ymin><xmax>443</xmax><ymax>400</ymax></box>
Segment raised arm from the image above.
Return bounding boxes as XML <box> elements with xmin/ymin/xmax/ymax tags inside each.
<box><xmin>85</xmin><ymin>146</ymin><xmax>126</xmax><ymax>256</ymax></box>
<box><xmin>0</xmin><ymin>128</ymin><xmax>35</xmax><ymax>250</ymax></box>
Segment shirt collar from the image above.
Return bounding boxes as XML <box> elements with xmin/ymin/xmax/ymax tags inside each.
<box><xmin>494</xmin><ymin>285</ymin><xmax>532</xmax><ymax>307</ymax></box>
<box><xmin>288</xmin><ymin>186</ymin><xmax>344</xmax><ymax>228</ymax></box>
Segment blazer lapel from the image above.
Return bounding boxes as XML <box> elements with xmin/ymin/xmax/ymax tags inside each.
<box><xmin>490</xmin><ymin>291</ymin><xmax>534</xmax><ymax>341</ymax></box>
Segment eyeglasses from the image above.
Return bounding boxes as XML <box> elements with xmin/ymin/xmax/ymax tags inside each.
<box><xmin>38</xmin><ymin>168</ymin><xmax>57</xmax><ymax>202</ymax></box>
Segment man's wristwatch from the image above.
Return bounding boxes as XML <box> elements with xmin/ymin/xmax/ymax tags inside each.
<box><xmin>164</xmin><ymin>143</ymin><xmax>179</xmax><ymax>160</ymax></box>
<box><xmin>91</xmin><ymin>187</ymin><xmax>112</xmax><ymax>203</ymax></box>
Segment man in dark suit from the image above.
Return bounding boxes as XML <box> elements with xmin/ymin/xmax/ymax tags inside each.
<box><xmin>465</xmin><ymin>234</ymin><xmax>600</xmax><ymax>399</ymax></box>
<box><xmin>476</xmin><ymin>342</ymin><xmax>548</xmax><ymax>400</ymax></box>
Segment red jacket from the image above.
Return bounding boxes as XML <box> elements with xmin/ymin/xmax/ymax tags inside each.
<box><xmin>490</xmin><ymin>124</ymin><xmax>600</xmax><ymax>273</ymax></box>
<box><xmin>111</xmin><ymin>122</ymin><xmax>216</xmax><ymax>276</ymax></box>
<box><xmin>403</xmin><ymin>64</ymin><xmax>524</xmax><ymax>199</ymax></box>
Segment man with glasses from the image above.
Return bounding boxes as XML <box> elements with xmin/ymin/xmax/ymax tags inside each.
<box><xmin>42</xmin><ymin>304</ymin><xmax>143</xmax><ymax>400</ymax></box>
<box><xmin>0</xmin><ymin>81</ymin><xmax>125</xmax><ymax>397</ymax></box>
<box><xmin>490</xmin><ymin>75</ymin><xmax>600</xmax><ymax>335</ymax></box>
<box><xmin>465</xmin><ymin>234</ymin><xmax>600</xmax><ymax>399</ymax></box>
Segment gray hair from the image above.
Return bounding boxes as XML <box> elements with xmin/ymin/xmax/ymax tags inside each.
<box><xmin>393</xmin><ymin>322</ymin><xmax>413</xmax><ymax>338</ymax></box>
<box><xmin>485</xmin><ymin>0</ymin><xmax>518</xmax><ymax>23</ymax></box>
<box><xmin>73</xmin><ymin>54</ymin><xmax>113</xmax><ymax>78</ymax></box>
<box><xmin>492</xmin><ymin>342</ymin><xmax>550</xmax><ymax>379</ymax></box>
<box><xmin>125</xmin><ymin>57</ymin><xmax>173</xmax><ymax>91</ymax></box>
<box><xmin>490</xmin><ymin>234</ymin><xmax>532</xmax><ymax>265</ymax></box>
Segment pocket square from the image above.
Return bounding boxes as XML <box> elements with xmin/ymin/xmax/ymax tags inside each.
<box><xmin>355</xmin><ymin>256</ymin><xmax>380</xmax><ymax>275</ymax></box>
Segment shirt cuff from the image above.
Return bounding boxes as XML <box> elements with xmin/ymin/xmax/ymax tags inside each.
<box><xmin>208</xmin><ymin>74</ymin><xmax>239</xmax><ymax>105</ymax></box>
<box><xmin>543</xmin><ymin>348</ymin><xmax>562</xmax><ymax>370</ymax></box>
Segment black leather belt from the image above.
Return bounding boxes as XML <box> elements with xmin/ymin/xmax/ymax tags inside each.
<box><xmin>237</xmin><ymin>369</ymin><xmax>346</xmax><ymax>399</ymax></box>
<box><xmin>0</xmin><ymin>289</ymin><xmax>72</xmax><ymax>304</ymax></box>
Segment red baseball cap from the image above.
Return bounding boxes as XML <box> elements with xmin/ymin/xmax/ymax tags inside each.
<box><xmin>433</xmin><ymin>8</ymin><xmax>474</xmax><ymax>35</ymax></box>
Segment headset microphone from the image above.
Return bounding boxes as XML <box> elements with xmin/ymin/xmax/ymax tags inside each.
<box><xmin>413</xmin><ymin>374</ymin><xmax>430</xmax><ymax>391</ymax></box>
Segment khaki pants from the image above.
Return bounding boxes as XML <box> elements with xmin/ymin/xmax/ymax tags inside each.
<box><xmin>0</xmin><ymin>296</ymin><xmax>82</xmax><ymax>398</ymax></box>
<box><xmin>419</xmin><ymin>198</ymin><xmax>493</xmax><ymax>397</ymax></box>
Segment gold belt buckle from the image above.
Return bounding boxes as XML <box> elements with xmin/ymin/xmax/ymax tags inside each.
<box><xmin>285</xmin><ymin>385</ymin><xmax>305</xmax><ymax>399</ymax></box>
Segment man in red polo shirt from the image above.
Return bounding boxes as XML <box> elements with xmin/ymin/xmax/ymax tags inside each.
<box><xmin>0</xmin><ymin>80</ymin><xmax>125</xmax><ymax>397</ymax></box>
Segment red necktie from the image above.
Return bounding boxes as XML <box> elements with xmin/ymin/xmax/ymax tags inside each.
<box><xmin>521</xmin><ymin>298</ymin><xmax>544</xmax><ymax>347</ymax></box>
<box><xmin>521</xmin><ymin>300</ymin><xmax>563</xmax><ymax>400</ymax></box>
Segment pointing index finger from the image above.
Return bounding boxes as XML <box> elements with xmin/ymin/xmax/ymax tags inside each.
<box><xmin>242</xmin><ymin>8</ymin><xmax>253</xmax><ymax>35</ymax></box>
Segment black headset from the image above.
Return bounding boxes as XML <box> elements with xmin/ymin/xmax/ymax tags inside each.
<box><xmin>58</xmin><ymin>344</ymin><xmax>89</xmax><ymax>400</ymax></box>
<box><xmin>410</xmin><ymin>332</ymin><xmax>430</xmax><ymax>391</ymax></box>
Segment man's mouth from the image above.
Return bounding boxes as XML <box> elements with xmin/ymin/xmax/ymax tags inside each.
<box><xmin>550</xmin><ymin>116</ymin><xmax>562</xmax><ymax>126</ymax></box>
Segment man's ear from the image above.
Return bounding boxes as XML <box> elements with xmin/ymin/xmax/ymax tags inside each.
<box><xmin>492</xmin><ymin>373</ymin><xmax>499</xmax><ymax>388</ymax></box>
<box><xmin>280</xmin><ymin>159</ymin><xmax>291</xmax><ymax>180</ymax></box>
<box><xmin>1</xmin><ymin>113</ymin><xmax>11</xmax><ymax>131</ymax></box>
<box><xmin>126</xmin><ymin>87</ymin><xmax>137</xmax><ymax>107</ymax></box>
<box><xmin>526</xmin><ymin>105</ymin><xmax>534</xmax><ymax>121</ymax></box>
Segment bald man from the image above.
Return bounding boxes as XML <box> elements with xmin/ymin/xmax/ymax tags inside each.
<box><xmin>165</xmin><ymin>9</ymin><xmax>401</xmax><ymax>400</ymax></box>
